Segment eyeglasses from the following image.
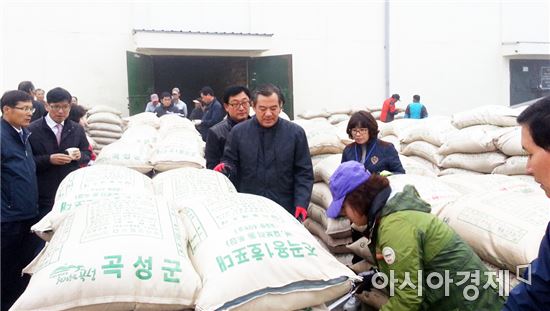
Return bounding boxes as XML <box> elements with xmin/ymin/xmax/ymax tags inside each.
<box><xmin>13</xmin><ymin>106</ymin><xmax>36</xmax><ymax>113</ymax></box>
<box><xmin>351</xmin><ymin>128</ymin><xmax>369</xmax><ymax>135</ymax></box>
<box><xmin>228</xmin><ymin>99</ymin><xmax>250</xmax><ymax>108</ymax></box>
<box><xmin>49</xmin><ymin>105</ymin><xmax>71</xmax><ymax>112</ymax></box>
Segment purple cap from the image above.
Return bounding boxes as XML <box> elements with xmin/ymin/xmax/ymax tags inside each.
<box><xmin>326</xmin><ymin>161</ymin><xmax>371</xmax><ymax>218</ymax></box>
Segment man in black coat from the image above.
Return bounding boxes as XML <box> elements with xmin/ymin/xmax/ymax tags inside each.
<box><xmin>215</xmin><ymin>84</ymin><xmax>313</xmax><ymax>221</ymax></box>
<box><xmin>28</xmin><ymin>87</ymin><xmax>90</xmax><ymax>219</ymax></box>
<box><xmin>205</xmin><ymin>85</ymin><xmax>251</xmax><ymax>169</ymax></box>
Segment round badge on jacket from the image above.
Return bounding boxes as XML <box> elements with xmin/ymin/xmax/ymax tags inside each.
<box><xmin>371</xmin><ymin>156</ymin><xmax>379</xmax><ymax>165</ymax></box>
<box><xmin>382</xmin><ymin>246</ymin><xmax>396</xmax><ymax>265</ymax></box>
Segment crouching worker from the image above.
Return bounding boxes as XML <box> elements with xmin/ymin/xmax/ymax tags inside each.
<box><xmin>326</xmin><ymin>161</ymin><xmax>504</xmax><ymax>310</ymax></box>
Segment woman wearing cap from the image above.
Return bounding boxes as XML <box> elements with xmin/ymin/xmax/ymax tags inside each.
<box><xmin>327</xmin><ymin>161</ymin><xmax>504</xmax><ymax>310</ymax></box>
<box><xmin>341</xmin><ymin>111</ymin><xmax>404</xmax><ymax>175</ymax></box>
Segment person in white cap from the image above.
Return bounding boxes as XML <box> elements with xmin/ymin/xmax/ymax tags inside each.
<box><xmin>145</xmin><ymin>93</ymin><xmax>159</xmax><ymax>112</ymax></box>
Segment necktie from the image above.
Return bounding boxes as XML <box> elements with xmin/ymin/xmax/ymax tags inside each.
<box><xmin>55</xmin><ymin>123</ymin><xmax>63</xmax><ymax>146</ymax></box>
<box><xmin>19</xmin><ymin>130</ymin><xmax>25</xmax><ymax>143</ymax></box>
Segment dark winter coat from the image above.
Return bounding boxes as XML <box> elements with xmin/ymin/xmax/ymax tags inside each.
<box><xmin>28</xmin><ymin>117</ymin><xmax>90</xmax><ymax>214</ymax></box>
<box><xmin>1</xmin><ymin>119</ymin><xmax>39</xmax><ymax>222</ymax></box>
<box><xmin>222</xmin><ymin>117</ymin><xmax>314</xmax><ymax>214</ymax></box>
<box><xmin>341</xmin><ymin>138</ymin><xmax>405</xmax><ymax>174</ymax></box>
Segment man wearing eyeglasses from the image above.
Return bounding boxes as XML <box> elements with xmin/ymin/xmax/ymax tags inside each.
<box><xmin>1</xmin><ymin>90</ymin><xmax>42</xmax><ymax>311</ymax></box>
<box><xmin>215</xmin><ymin>84</ymin><xmax>313</xmax><ymax>221</ymax></box>
<box><xmin>205</xmin><ymin>86</ymin><xmax>251</xmax><ymax>169</ymax></box>
<box><xmin>28</xmin><ymin>87</ymin><xmax>90</xmax><ymax>220</ymax></box>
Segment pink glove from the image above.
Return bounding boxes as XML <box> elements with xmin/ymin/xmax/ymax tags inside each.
<box><xmin>294</xmin><ymin>206</ymin><xmax>307</xmax><ymax>222</ymax></box>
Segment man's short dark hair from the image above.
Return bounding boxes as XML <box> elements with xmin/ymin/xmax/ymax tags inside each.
<box><xmin>200</xmin><ymin>86</ymin><xmax>214</xmax><ymax>96</ymax></box>
<box><xmin>160</xmin><ymin>92</ymin><xmax>172</xmax><ymax>100</ymax></box>
<box><xmin>46</xmin><ymin>87</ymin><xmax>72</xmax><ymax>104</ymax></box>
<box><xmin>252</xmin><ymin>83</ymin><xmax>283</xmax><ymax>106</ymax></box>
<box><xmin>413</xmin><ymin>95</ymin><xmax>420</xmax><ymax>102</ymax></box>
<box><xmin>517</xmin><ymin>96</ymin><xmax>550</xmax><ymax>151</ymax></box>
<box><xmin>222</xmin><ymin>86</ymin><xmax>251</xmax><ymax>104</ymax></box>
<box><xmin>1</xmin><ymin>90</ymin><xmax>33</xmax><ymax>109</ymax></box>
<box><xmin>17</xmin><ymin>81</ymin><xmax>35</xmax><ymax>95</ymax></box>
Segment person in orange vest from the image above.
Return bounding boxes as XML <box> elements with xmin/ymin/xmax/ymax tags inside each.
<box><xmin>380</xmin><ymin>94</ymin><xmax>402</xmax><ymax>123</ymax></box>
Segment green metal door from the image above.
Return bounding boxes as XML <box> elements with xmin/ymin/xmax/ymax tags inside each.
<box><xmin>248</xmin><ymin>55</ymin><xmax>294</xmax><ymax>119</ymax></box>
<box><xmin>126</xmin><ymin>51</ymin><xmax>154</xmax><ymax>115</ymax></box>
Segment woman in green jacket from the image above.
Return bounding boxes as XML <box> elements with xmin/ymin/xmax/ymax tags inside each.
<box><xmin>326</xmin><ymin>161</ymin><xmax>504</xmax><ymax>311</ymax></box>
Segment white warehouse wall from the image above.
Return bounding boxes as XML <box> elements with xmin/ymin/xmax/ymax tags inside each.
<box><xmin>1</xmin><ymin>0</ymin><xmax>548</xmax><ymax>116</ymax></box>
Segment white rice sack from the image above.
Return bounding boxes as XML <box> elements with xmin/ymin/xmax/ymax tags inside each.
<box><xmin>52</xmin><ymin>165</ymin><xmax>154</xmax><ymax>212</ymax></box>
<box><xmin>311</xmin><ymin>154</ymin><xmax>333</xmax><ymax>168</ymax></box>
<box><xmin>159</xmin><ymin>114</ymin><xmax>196</xmax><ymax>133</ymax></box>
<box><xmin>438</xmin><ymin>168</ymin><xmax>484</xmax><ymax>176</ymax></box>
<box><xmin>151</xmin><ymin>133</ymin><xmax>206</xmax><ymax>171</ymax></box>
<box><xmin>87</xmin><ymin>112</ymin><xmax>122</xmax><ymax>126</ymax></box>
<box><xmin>124</xmin><ymin>112</ymin><xmax>160</xmax><ymax>128</ymax></box>
<box><xmin>439</xmin><ymin>190</ymin><xmax>550</xmax><ymax>272</ymax></box>
<box><xmin>494</xmin><ymin>126</ymin><xmax>528</xmax><ymax>156</ymax></box>
<box><xmin>398</xmin><ymin>155</ymin><xmax>438</xmax><ymax>178</ymax></box>
<box><xmin>88</xmin><ymin>130</ymin><xmax>122</xmax><ymax>139</ymax></box>
<box><xmin>16</xmin><ymin>198</ymin><xmax>201</xmax><ymax>311</ymax></box>
<box><xmin>91</xmin><ymin>136</ymin><xmax>119</xmax><ymax>146</ymax></box>
<box><xmin>298</xmin><ymin>109</ymin><xmax>330</xmax><ymax>119</ymax></box>
<box><xmin>302</xmin><ymin>219</ymin><xmax>353</xmax><ymax>250</ymax></box>
<box><xmin>398</xmin><ymin>116</ymin><xmax>458</xmax><ymax>146</ymax></box>
<box><xmin>438</xmin><ymin>173</ymin><xmax>541</xmax><ymax>196</ymax></box>
<box><xmin>327</xmin><ymin>107</ymin><xmax>352</xmax><ymax>115</ymax></box>
<box><xmin>387</xmin><ymin>174</ymin><xmax>461</xmax><ymax>215</ymax></box>
<box><xmin>377</xmin><ymin>120</ymin><xmax>393</xmax><ymax>137</ymax></box>
<box><xmin>327</xmin><ymin>114</ymin><xmax>350</xmax><ymax>125</ymax></box>
<box><xmin>438</xmin><ymin>125</ymin><xmax>503</xmax><ymax>155</ymax></box>
<box><xmin>87</xmin><ymin>122</ymin><xmax>122</xmax><ymax>133</ymax></box>
<box><xmin>87</xmin><ymin>105</ymin><xmax>122</xmax><ymax>116</ymax></box>
<box><xmin>401</xmin><ymin>141</ymin><xmax>443</xmax><ymax>165</ymax></box>
<box><xmin>492</xmin><ymin>156</ymin><xmax>528</xmax><ymax>175</ymax></box>
<box><xmin>95</xmin><ymin>142</ymin><xmax>153</xmax><ymax>174</ymax></box>
<box><xmin>120</xmin><ymin>124</ymin><xmax>159</xmax><ymax>145</ymax></box>
<box><xmin>153</xmin><ymin>167</ymin><xmax>236</xmax><ymax>201</ymax></box>
<box><xmin>307</xmin><ymin>203</ymin><xmax>351</xmax><ymax>238</ymax></box>
<box><xmin>407</xmin><ymin>155</ymin><xmax>440</xmax><ymax>174</ymax></box>
<box><xmin>314</xmin><ymin>154</ymin><xmax>343</xmax><ymax>185</ymax></box>
<box><xmin>293</xmin><ymin>119</ymin><xmax>344</xmax><ymax>155</ymax></box>
<box><xmin>380</xmin><ymin>135</ymin><xmax>401</xmax><ymax>152</ymax></box>
<box><xmin>175</xmin><ymin>193</ymin><xmax>358</xmax><ymax>311</ymax></box>
<box><xmin>388</xmin><ymin>118</ymin><xmax>418</xmax><ymax>139</ymax></box>
<box><xmin>439</xmin><ymin>152</ymin><xmax>507</xmax><ymax>173</ymax></box>
<box><xmin>451</xmin><ymin>105</ymin><xmax>520</xmax><ymax>129</ymax></box>
<box><xmin>311</xmin><ymin>182</ymin><xmax>333</xmax><ymax>209</ymax></box>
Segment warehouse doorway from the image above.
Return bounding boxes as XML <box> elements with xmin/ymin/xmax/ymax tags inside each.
<box><xmin>126</xmin><ymin>52</ymin><xmax>293</xmax><ymax>118</ymax></box>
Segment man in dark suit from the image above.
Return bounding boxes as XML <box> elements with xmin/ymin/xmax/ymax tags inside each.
<box><xmin>28</xmin><ymin>87</ymin><xmax>90</xmax><ymax>219</ymax></box>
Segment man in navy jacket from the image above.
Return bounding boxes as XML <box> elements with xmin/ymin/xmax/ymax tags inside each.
<box><xmin>28</xmin><ymin>87</ymin><xmax>90</xmax><ymax>219</ymax></box>
<box><xmin>503</xmin><ymin>96</ymin><xmax>550</xmax><ymax>310</ymax></box>
<box><xmin>1</xmin><ymin>90</ymin><xmax>42</xmax><ymax>311</ymax></box>
<box><xmin>216</xmin><ymin>84</ymin><xmax>313</xmax><ymax>221</ymax></box>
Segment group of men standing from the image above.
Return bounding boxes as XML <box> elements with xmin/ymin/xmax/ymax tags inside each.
<box><xmin>1</xmin><ymin>86</ymin><xmax>90</xmax><ymax>311</ymax></box>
